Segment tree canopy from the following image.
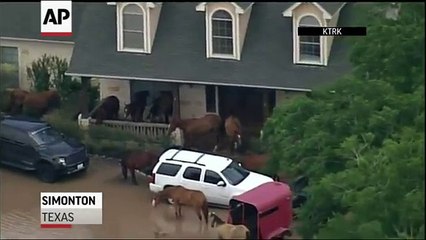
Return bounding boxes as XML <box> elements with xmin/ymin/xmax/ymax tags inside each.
<box><xmin>262</xmin><ymin>3</ymin><xmax>424</xmax><ymax>239</ymax></box>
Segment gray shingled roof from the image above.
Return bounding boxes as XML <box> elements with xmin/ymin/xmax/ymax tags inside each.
<box><xmin>0</xmin><ymin>2</ymin><xmax>86</xmax><ymax>42</ymax></box>
<box><xmin>67</xmin><ymin>2</ymin><xmax>356</xmax><ymax>91</ymax></box>
<box><xmin>318</xmin><ymin>2</ymin><xmax>346</xmax><ymax>15</ymax></box>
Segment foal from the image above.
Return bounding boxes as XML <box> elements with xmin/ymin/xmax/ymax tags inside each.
<box><xmin>209</xmin><ymin>212</ymin><xmax>250</xmax><ymax>239</ymax></box>
<box><xmin>151</xmin><ymin>186</ymin><xmax>209</xmax><ymax>225</ymax></box>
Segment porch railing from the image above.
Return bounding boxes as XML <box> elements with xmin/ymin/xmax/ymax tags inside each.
<box><xmin>77</xmin><ymin>114</ymin><xmax>169</xmax><ymax>140</ymax></box>
<box><xmin>100</xmin><ymin>120</ymin><xmax>169</xmax><ymax>139</ymax></box>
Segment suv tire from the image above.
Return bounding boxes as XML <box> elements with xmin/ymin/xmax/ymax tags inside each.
<box><xmin>36</xmin><ymin>162</ymin><xmax>58</xmax><ymax>183</ymax></box>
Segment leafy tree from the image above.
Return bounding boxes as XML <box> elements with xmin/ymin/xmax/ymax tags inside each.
<box><xmin>262</xmin><ymin>3</ymin><xmax>424</xmax><ymax>239</ymax></box>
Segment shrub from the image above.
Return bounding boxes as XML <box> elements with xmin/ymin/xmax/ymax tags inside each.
<box><xmin>87</xmin><ymin>125</ymin><xmax>143</xmax><ymax>143</ymax></box>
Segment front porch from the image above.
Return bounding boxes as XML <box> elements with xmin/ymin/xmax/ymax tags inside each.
<box><xmin>78</xmin><ymin>77</ymin><xmax>302</xmax><ymax>142</ymax></box>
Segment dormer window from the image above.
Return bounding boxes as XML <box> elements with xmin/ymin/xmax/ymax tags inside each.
<box><xmin>116</xmin><ymin>2</ymin><xmax>162</xmax><ymax>54</ymax></box>
<box><xmin>122</xmin><ymin>4</ymin><xmax>145</xmax><ymax>51</ymax></box>
<box><xmin>298</xmin><ymin>16</ymin><xmax>321</xmax><ymax>63</ymax></box>
<box><xmin>211</xmin><ymin>10</ymin><xmax>234</xmax><ymax>56</ymax></box>
<box><xmin>197</xmin><ymin>2</ymin><xmax>254</xmax><ymax>61</ymax></box>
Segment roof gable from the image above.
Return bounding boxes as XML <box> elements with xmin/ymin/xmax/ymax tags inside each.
<box><xmin>196</xmin><ymin>2</ymin><xmax>254</xmax><ymax>13</ymax></box>
<box><xmin>283</xmin><ymin>2</ymin><xmax>346</xmax><ymax>19</ymax></box>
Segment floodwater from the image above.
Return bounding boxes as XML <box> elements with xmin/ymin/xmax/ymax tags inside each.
<box><xmin>0</xmin><ymin>157</ymin><xmax>228</xmax><ymax>239</ymax></box>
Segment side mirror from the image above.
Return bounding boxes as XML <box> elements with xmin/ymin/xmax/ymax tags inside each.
<box><xmin>217</xmin><ymin>181</ymin><xmax>226</xmax><ymax>187</ymax></box>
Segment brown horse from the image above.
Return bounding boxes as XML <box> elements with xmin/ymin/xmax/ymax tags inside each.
<box><xmin>124</xmin><ymin>91</ymin><xmax>149</xmax><ymax>122</ymax></box>
<box><xmin>124</xmin><ymin>102</ymin><xmax>144</xmax><ymax>122</ymax></box>
<box><xmin>22</xmin><ymin>90</ymin><xmax>60</xmax><ymax>117</ymax></box>
<box><xmin>121</xmin><ymin>150</ymin><xmax>160</xmax><ymax>185</ymax></box>
<box><xmin>167</xmin><ymin>114</ymin><xmax>222</xmax><ymax>151</ymax></box>
<box><xmin>225</xmin><ymin>115</ymin><xmax>242</xmax><ymax>153</ymax></box>
<box><xmin>147</xmin><ymin>91</ymin><xmax>173</xmax><ymax>124</ymax></box>
<box><xmin>90</xmin><ymin>95</ymin><xmax>119</xmax><ymax>124</ymax></box>
<box><xmin>6</xmin><ymin>88</ymin><xmax>29</xmax><ymax>114</ymax></box>
<box><xmin>152</xmin><ymin>185</ymin><xmax>209</xmax><ymax>225</ymax></box>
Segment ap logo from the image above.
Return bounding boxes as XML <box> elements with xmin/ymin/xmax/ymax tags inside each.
<box><xmin>40</xmin><ymin>1</ymin><xmax>72</xmax><ymax>37</ymax></box>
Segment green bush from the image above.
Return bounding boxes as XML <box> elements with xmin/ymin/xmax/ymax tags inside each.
<box><xmin>87</xmin><ymin>125</ymin><xmax>143</xmax><ymax>143</ymax></box>
<box><xmin>262</xmin><ymin>3</ymin><xmax>425</xmax><ymax>239</ymax></box>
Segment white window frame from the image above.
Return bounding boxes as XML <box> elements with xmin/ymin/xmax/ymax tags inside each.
<box><xmin>117</xmin><ymin>3</ymin><xmax>148</xmax><ymax>53</ymax></box>
<box><xmin>207</xmin><ymin>8</ymin><xmax>238</xmax><ymax>60</ymax></box>
<box><xmin>295</xmin><ymin>14</ymin><xmax>324</xmax><ymax>66</ymax></box>
<box><xmin>0</xmin><ymin>45</ymin><xmax>21</xmax><ymax>88</ymax></box>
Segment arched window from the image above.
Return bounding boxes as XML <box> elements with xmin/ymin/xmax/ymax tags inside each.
<box><xmin>299</xmin><ymin>16</ymin><xmax>321</xmax><ymax>62</ymax></box>
<box><xmin>211</xmin><ymin>10</ymin><xmax>233</xmax><ymax>55</ymax></box>
<box><xmin>122</xmin><ymin>4</ymin><xmax>145</xmax><ymax>50</ymax></box>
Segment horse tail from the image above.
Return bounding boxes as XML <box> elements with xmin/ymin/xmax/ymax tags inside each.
<box><xmin>202</xmin><ymin>199</ymin><xmax>209</xmax><ymax>224</ymax></box>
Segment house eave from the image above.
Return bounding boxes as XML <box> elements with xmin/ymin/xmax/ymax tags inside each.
<box><xmin>65</xmin><ymin>72</ymin><xmax>312</xmax><ymax>92</ymax></box>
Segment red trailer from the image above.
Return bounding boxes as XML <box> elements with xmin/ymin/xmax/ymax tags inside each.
<box><xmin>227</xmin><ymin>181</ymin><xmax>293</xmax><ymax>239</ymax></box>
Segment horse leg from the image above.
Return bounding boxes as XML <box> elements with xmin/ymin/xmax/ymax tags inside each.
<box><xmin>165</xmin><ymin>114</ymin><xmax>169</xmax><ymax>124</ymax></box>
<box><xmin>130</xmin><ymin>168</ymin><xmax>138</xmax><ymax>185</ymax></box>
<box><xmin>121</xmin><ymin>161</ymin><xmax>128</xmax><ymax>180</ymax></box>
<box><xmin>173</xmin><ymin>202</ymin><xmax>179</xmax><ymax>218</ymax></box>
<box><xmin>195</xmin><ymin>207</ymin><xmax>202</xmax><ymax>222</ymax></box>
<box><xmin>178</xmin><ymin>204</ymin><xmax>183</xmax><ymax>217</ymax></box>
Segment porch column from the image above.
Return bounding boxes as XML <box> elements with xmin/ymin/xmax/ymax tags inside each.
<box><xmin>172</xmin><ymin>84</ymin><xmax>180</xmax><ymax>119</ymax></box>
<box><xmin>262</xmin><ymin>89</ymin><xmax>270</xmax><ymax>121</ymax></box>
<box><xmin>79</xmin><ymin>77</ymin><xmax>91</xmax><ymax>118</ymax></box>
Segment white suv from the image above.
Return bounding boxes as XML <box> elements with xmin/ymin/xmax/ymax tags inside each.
<box><xmin>149</xmin><ymin>147</ymin><xmax>273</xmax><ymax>207</ymax></box>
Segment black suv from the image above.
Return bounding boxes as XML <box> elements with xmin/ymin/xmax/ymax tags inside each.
<box><xmin>0</xmin><ymin>115</ymin><xmax>89</xmax><ymax>183</ymax></box>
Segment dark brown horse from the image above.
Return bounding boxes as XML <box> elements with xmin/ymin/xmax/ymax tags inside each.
<box><xmin>124</xmin><ymin>102</ymin><xmax>144</xmax><ymax>122</ymax></box>
<box><xmin>224</xmin><ymin>115</ymin><xmax>242</xmax><ymax>153</ymax></box>
<box><xmin>152</xmin><ymin>185</ymin><xmax>209</xmax><ymax>225</ymax></box>
<box><xmin>22</xmin><ymin>90</ymin><xmax>60</xmax><ymax>117</ymax></box>
<box><xmin>147</xmin><ymin>91</ymin><xmax>173</xmax><ymax>124</ymax></box>
<box><xmin>124</xmin><ymin>91</ymin><xmax>149</xmax><ymax>122</ymax></box>
<box><xmin>90</xmin><ymin>95</ymin><xmax>119</xmax><ymax>124</ymax></box>
<box><xmin>167</xmin><ymin>114</ymin><xmax>222</xmax><ymax>151</ymax></box>
<box><xmin>121</xmin><ymin>150</ymin><xmax>160</xmax><ymax>185</ymax></box>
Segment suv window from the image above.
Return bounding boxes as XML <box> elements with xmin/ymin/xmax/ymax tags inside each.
<box><xmin>183</xmin><ymin>167</ymin><xmax>201</xmax><ymax>181</ymax></box>
<box><xmin>156</xmin><ymin>163</ymin><xmax>182</xmax><ymax>176</ymax></box>
<box><xmin>204</xmin><ymin>170</ymin><xmax>223</xmax><ymax>185</ymax></box>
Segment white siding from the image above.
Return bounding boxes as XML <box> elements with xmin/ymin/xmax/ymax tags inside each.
<box><xmin>179</xmin><ymin>84</ymin><xmax>206</xmax><ymax>119</ymax></box>
<box><xmin>0</xmin><ymin>38</ymin><xmax>73</xmax><ymax>90</ymax></box>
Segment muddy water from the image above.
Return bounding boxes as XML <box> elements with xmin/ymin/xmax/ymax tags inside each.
<box><xmin>0</xmin><ymin>157</ymin><xmax>228</xmax><ymax>239</ymax></box>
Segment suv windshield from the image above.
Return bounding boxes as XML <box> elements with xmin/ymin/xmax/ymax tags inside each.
<box><xmin>30</xmin><ymin>127</ymin><xmax>63</xmax><ymax>145</ymax></box>
<box><xmin>221</xmin><ymin>161</ymin><xmax>250</xmax><ymax>186</ymax></box>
